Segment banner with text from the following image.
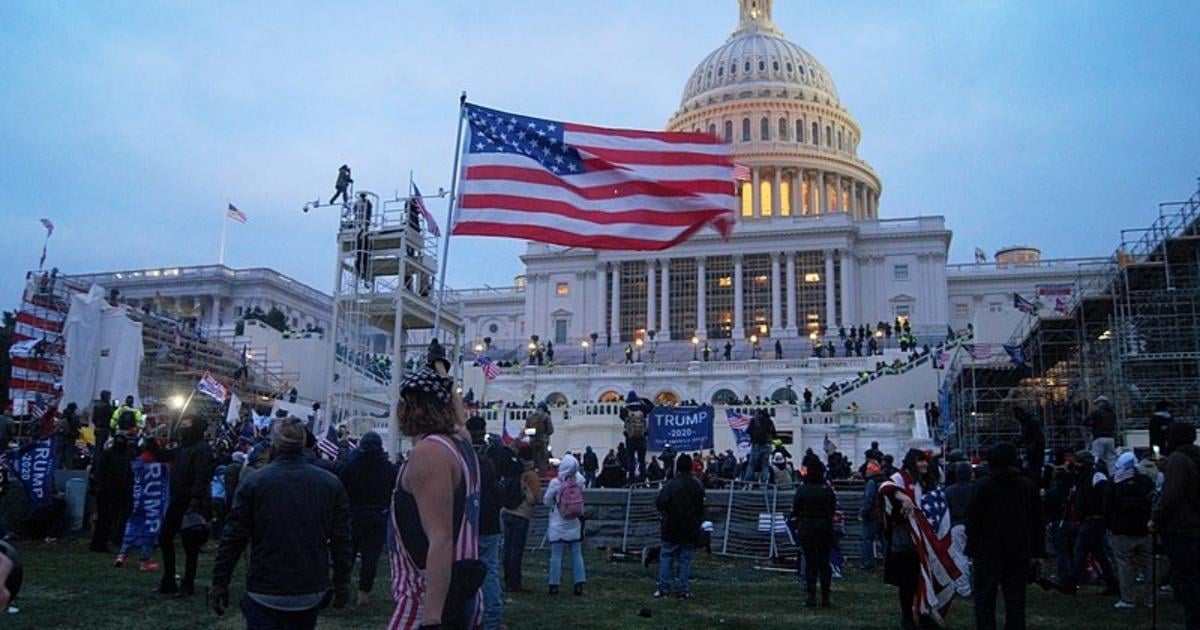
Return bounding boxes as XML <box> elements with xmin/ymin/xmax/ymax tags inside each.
<box><xmin>122</xmin><ymin>460</ymin><xmax>171</xmax><ymax>549</ymax></box>
<box><xmin>648</xmin><ymin>405</ymin><xmax>714</xmax><ymax>451</ymax></box>
<box><xmin>726</xmin><ymin>409</ymin><xmax>753</xmax><ymax>459</ymax></box>
<box><xmin>5</xmin><ymin>436</ymin><xmax>58</xmax><ymax>511</ymax></box>
<box><xmin>1036</xmin><ymin>283</ymin><xmax>1075</xmax><ymax>316</ymax></box>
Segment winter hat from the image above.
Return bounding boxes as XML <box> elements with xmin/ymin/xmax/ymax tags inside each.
<box><xmin>676</xmin><ymin>453</ymin><xmax>693</xmax><ymax>475</ymax></box>
<box><xmin>271</xmin><ymin>417</ymin><xmax>306</xmax><ymax>453</ymax></box>
<box><xmin>987</xmin><ymin>443</ymin><xmax>1018</xmax><ymax>469</ymax></box>
<box><xmin>400</xmin><ymin>368</ymin><xmax>454</xmax><ymax>404</ymax></box>
<box><xmin>1115</xmin><ymin>451</ymin><xmax>1137</xmax><ymax>472</ymax></box>
<box><xmin>359</xmin><ymin>431</ymin><xmax>383</xmax><ymax>453</ymax></box>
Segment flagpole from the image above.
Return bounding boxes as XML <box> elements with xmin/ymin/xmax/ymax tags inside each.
<box><xmin>38</xmin><ymin>233</ymin><xmax>50</xmax><ymax>271</ymax></box>
<box><xmin>218</xmin><ymin>200</ymin><xmax>229</xmax><ymax>266</ymax></box>
<box><xmin>432</xmin><ymin>91</ymin><xmax>468</xmax><ymax>341</ymax></box>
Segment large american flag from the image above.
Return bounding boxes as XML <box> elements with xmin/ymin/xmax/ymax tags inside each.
<box><xmin>475</xmin><ymin>356</ymin><xmax>501</xmax><ymax>380</ymax></box>
<box><xmin>317</xmin><ymin>424</ymin><xmax>340</xmax><ymax>460</ymax></box>
<box><xmin>881</xmin><ymin>471</ymin><xmax>963</xmax><ymax>625</ymax></box>
<box><xmin>452</xmin><ymin>103</ymin><xmax>736</xmax><ymax>250</ymax></box>
<box><xmin>411</xmin><ymin>183</ymin><xmax>440</xmax><ymax>237</ymax></box>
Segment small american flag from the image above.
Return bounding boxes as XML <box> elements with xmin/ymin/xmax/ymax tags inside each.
<box><xmin>40</xmin><ymin>218</ymin><xmax>55</xmax><ymax>236</ymax></box>
<box><xmin>227</xmin><ymin>203</ymin><xmax>247</xmax><ymax>224</ymax></box>
<box><xmin>197</xmin><ymin>372</ymin><xmax>228</xmax><ymax>403</ymax></box>
<box><xmin>476</xmin><ymin>356</ymin><xmax>501</xmax><ymax>380</ymax></box>
<box><xmin>965</xmin><ymin>343</ymin><xmax>994</xmax><ymax>360</ymax></box>
<box><xmin>453</xmin><ymin>102</ymin><xmax>736</xmax><ymax>250</ymax></box>
<box><xmin>411</xmin><ymin>183</ymin><xmax>440</xmax><ymax>237</ymax></box>
<box><xmin>317</xmin><ymin>425</ymin><xmax>340</xmax><ymax>460</ymax></box>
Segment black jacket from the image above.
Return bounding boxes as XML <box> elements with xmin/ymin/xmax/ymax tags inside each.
<box><xmin>337</xmin><ymin>447</ymin><xmax>397</xmax><ymax>523</ymax></box>
<box><xmin>1104</xmin><ymin>473</ymin><xmax>1155</xmax><ymax>536</ymax></box>
<box><xmin>170</xmin><ymin>439</ymin><xmax>214</xmax><ymax>517</ymax></box>
<box><xmin>655</xmin><ymin>473</ymin><xmax>705</xmax><ymax>545</ymax></box>
<box><xmin>1085</xmin><ymin>403</ymin><xmax>1117</xmax><ymax>438</ymax></box>
<box><xmin>943</xmin><ymin>475</ymin><xmax>976</xmax><ymax>528</ymax></box>
<box><xmin>212</xmin><ymin>452</ymin><xmax>353</xmax><ymax>595</ymax></box>
<box><xmin>93</xmin><ymin>442</ymin><xmax>134</xmax><ymax>500</ymax></box>
<box><xmin>1153</xmin><ymin>444</ymin><xmax>1200</xmax><ymax>536</ymax></box>
<box><xmin>966</xmin><ymin>466</ymin><xmax>1045</xmax><ymax>560</ymax></box>
<box><xmin>790</xmin><ymin>481</ymin><xmax>837</xmax><ymax>547</ymax></box>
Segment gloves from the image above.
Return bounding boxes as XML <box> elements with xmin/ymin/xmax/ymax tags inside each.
<box><xmin>207</xmin><ymin>584</ymin><xmax>229</xmax><ymax>616</ymax></box>
<box><xmin>332</xmin><ymin>586</ymin><xmax>350</xmax><ymax>609</ymax></box>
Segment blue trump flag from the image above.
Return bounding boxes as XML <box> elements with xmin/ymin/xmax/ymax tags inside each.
<box><xmin>6</xmin><ymin>436</ymin><xmax>57</xmax><ymax>511</ymax></box>
<box><xmin>648</xmin><ymin>405</ymin><xmax>714</xmax><ymax>452</ymax></box>
<box><xmin>123</xmin><ymin>460</ymin><xmax>170</xmax><ymax>549</ymax></box>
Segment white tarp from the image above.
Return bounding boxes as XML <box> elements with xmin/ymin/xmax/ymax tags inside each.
<box><xmin>62</xmin><ymin>285</ymin><xmax>144</xmax><ymax>411</ymax></box>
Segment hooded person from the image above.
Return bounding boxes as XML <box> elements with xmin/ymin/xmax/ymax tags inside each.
<box><xmin>157</xmin><ymin>416</ymin><xmax>214</xmax><ymax>597</ymax></box>
<box><xmin>337</xmin><ymin>431</ymin><xmax>397</xmax><ymax>606</ymax></box>
<box><xmin>654</xmin><ymin>453</ymin><xmax>706</xmax><ymax>600</ymax></box>
<box><xmin>90</xmin><ymin>431</ymin><xmax>134</xmax><ymax>553</ymax></box>
<box><xmin>544</xmin><ymin>454</ymin><xmax>587</xmax><ymax>595</ymax></box>
<box><xmin>790</xmin><ymin>459</ymin><xmax>837</xmax><ymax>608</ymax></box>
<box><xmin>1104</xmin><ymin>451</ymin><xmax>1156</xmax><ymax>608</ymax></box>
<box><xmin>1151</xmin><ymin>422</ymin><xmax>1200</xmax><ymax>628</ymax></box>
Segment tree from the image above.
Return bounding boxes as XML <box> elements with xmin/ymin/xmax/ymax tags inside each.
<box><xmin>240</xmin><ymin>306</ymin><xmax>289</xmax><ymax>334</ymax></box>
<box><xmin>0</xmin><ymin>311</ymin><xmax>15</xmax><ymax>411</ymax></box>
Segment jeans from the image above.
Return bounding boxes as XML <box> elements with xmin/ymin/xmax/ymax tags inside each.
<box><xmin>501</xmin><ymin>512</ymin><xmax>531</xmax><ymax>590</ymax></box>
<box><xmin>1053</xmin><ymin>521</ymin><xmax>1078</xmax><ymax>580</ymax></box>
<box><xmin>743</xmin><ymin>444</ymin><xmax>772</xmax><ymax>483</ymax></box>
<box><xmin>351</xmin><ymin>514</ymin><xmax>386</xmax><ymax>593</ymax></box>
<box><xmin>159</xmin><ymin>505</ymin><xmax>202</xmax><ymax>591</ymax></box>
<box><xmin>973</xmin><ymin>556</ymin><xmax>1029</xmax><ymax>630</ymax></box>
<box><xmin>860</xmin><ymin>518</ymin><xmax>880</xmax><ymax>569</ymax></box>
<box><xmin>627</xmin><ymin>437</ymin><xmax>646</xmax><ymax>483</ymax></box>
<box><xmin>950</xmin><ymin>524</ymin><xmax>972</xmax><ymax>596</ymax></box>
<box><xmin>547</xmin><ymin>541</ymin><xmax>586</xmax><ymax>586</ymax></box>
<box><xmin>1162</xmin><ymin>533</ymin><xmax>1200</xmax><ymax>630</ymax></box>
<box><xmin>479</xmin><ymin>533</ymin><xmax>504</xmax><ymax>629</ymax></box>
<box><xmin>801</xmin><ymin>544</ymin><xmax>831</xmax><ymax>596</ymax></box>
<box><xmin>1111</xmin><ymin>533</ymin><xmax>1151</xmax><ymax>605</ymax></box>
<box><xmin>241</xmin><ymin>594</ymin><xmax>319</xmax><ymax>630</ymax></box>
<box><xmin>1070</xmin><ymin>517</ymin><xmax>1117</xmax><ymax>590</ymax></box>
<box><xmin>656</xmin><ymin>542</ymin><xmax>695</xmax><ymax>594</ymax></box>
<box><xmin>1091</xmin><ymin>437</ymin><xmax>1117</xmax><ymax>473</ymax></box>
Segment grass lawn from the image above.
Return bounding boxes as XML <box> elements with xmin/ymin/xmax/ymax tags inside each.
<box><xmin>4</xmin><ymin>537</ymin><xmax>1186</xmax><ymax>629</ymax></box>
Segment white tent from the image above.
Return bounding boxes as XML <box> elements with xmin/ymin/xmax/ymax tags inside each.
<box><xmin>62</xmin><ymin>285</ymin><xmax>144</xmax><ymax>411</ymax></box>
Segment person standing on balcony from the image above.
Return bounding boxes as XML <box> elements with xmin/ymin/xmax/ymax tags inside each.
<box><xmin>774</xmin><ymin>339</ymin><xmax>783</xmax><ymax>360</ymax></box>
<box><xmin>723</xmin><ymin>340</ymin><xmax>732</xmax><ymax>361</ymax></box>
<box><xmin>624</xmin><ymin>344</ymin><xmax>634</xmax><ymax>364</ymax></box>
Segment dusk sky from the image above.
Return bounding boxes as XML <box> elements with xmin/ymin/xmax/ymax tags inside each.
<box><xmin>2</xmin><ymin>1</ymin><xmax>1197</xmax><ymax>303</ymax></box>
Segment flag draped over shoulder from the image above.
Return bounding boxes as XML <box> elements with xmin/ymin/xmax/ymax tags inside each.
<box><xmin>453</xmin><ymin>103</ymin><xmax>736</xmax><ymax>250</ymax></box>
<box><xmin>880</xmin><ymin>471</ymin><xmax>963</xmax><ymax>626</ymax></box>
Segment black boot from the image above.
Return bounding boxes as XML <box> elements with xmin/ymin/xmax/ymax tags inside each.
<box><xmin>573</xmin><ymin>582</ymin><xmax>584</xmax><ymax>596</ymax></box>
<box><xmin>821</xmin><ymin>592</ymin><xmax>831</xmax><ymax>608</ymax></box>
<box><xmin>156</xmin><ymin>578</ymin><xmax>178</xmax><ymax>595</ymax></box>
<box><xmin>548</xmin><ymin>585</ymin><xmax>559</xmax><ymax>595</ymax></box>
<box><xmin>805</xmin><ymin>591</ymin><xmax>816</xmax><ymax>608</ymax></box>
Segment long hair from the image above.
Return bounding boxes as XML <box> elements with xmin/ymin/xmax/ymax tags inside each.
<box><xmin>398</xmin><ymin>391</ymin><xmax>461</xmax><ymax>437</ymax></box>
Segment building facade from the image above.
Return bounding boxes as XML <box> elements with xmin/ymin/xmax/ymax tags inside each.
<box><xmin>68</xmin><ymin>264</ymin><xmax>333</xmax><ymax>334</ymax></box>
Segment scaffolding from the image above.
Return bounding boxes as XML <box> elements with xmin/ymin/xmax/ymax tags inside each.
<box><xmin>947</xmin><ymin>179</ymin><xmax>1200</xmax><ymax>455</ymax></box>
<box><xmin>322</xmin><ymin>186</ymin><xmax>461</xmax><ymax>455</ymax></box>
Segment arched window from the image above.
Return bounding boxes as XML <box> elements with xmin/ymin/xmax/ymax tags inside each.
<box><xmin>718</xmin><ymin>66</ymin><xmax>724</xmax><ymax>77</ymax></box>
<box><xmin>599</xmin><ymin>390</ymin><xmax>622</xmax><ymax>403</ymax></box>
<box><xmin>786</xmin><ymin>62</ymin><xmax>792</xmax><ymax>73</ymax></box>
<box><xmin>811</xmin><ymin>122</ymin><xmax>819</xmax><ymax>145</ymax></box>
<box><xmin>758</xmin><ymin>60</ymin><xmax>765</xmax><ymax>71</ymax></box>
<box><xmin>708</xmin><ymin>123</ymin><xmax>717</xmax><ymax>138</ymax></box>
<box><xmin>796</xmin><ymin>120</ymin><xmax>804</xmax><ymax>143</ymax></box>
<box><xmin>744</xmin><ymin>61</ymin><xmax>751</xmax><ymax>73</ymax></box>
<box><xmin>760</xmin><ymin>117</ymin><xmax>770</xmax><ymax>141</ymax></box>
<box><xmin>730</xmin><ymin>62</ymin><xmax>736</xmax><ymax>75</ymax></box>
<box><xmin>711</xmin><ymin>388</ymin><xmax>740</xmax><ymax>405</ymax></box>
<box><xmin>825</xmin><ymin>125</ymin><xmax>832</xmax><ymax>146</ymax></box>
<box><xmin>837</xmin><ymin>129</ymin><xmax>843</xmax><ymax>150</ymax></box>
<box><xmin>742</xmin><ymin>118</ymin><xmax>751</xmax><ymax>142</ymax></box>
<box><xmin>778</xmin><ymin>117</ymin><xmax>788</xmax><ymax>140</ymax></box>
<box><xmin>724</xmin><ymin>120</ymin><xmax>733</xmax><ymax>143</ymax></box>
<box><xmin>772</xmin><ymin>60</ymin><xmax>779</xmax><ymax>72</ymax></box>
<box><xmin>770</xmin><ymin>387</ymin><xmax>798</xmax><ymax>403</ymax></box>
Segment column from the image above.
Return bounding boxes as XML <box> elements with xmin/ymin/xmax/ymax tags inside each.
<box><xmin>770</xmin><ymin>253</ymin><xmax>782</xmax><ymax>335</ymax></box>
<box><xmin>840</xmin><ymin>250</ymin><xmax>854</xmax><ymax>327</ymax></box>
<box><xmin>785</xmin><ymin>252</ymin><xmax>797</xmax><ymax>335</ymax></box>
<box><xmin>593</xmin><ymin>265</ymin><xmax>605</xmax><ymax>337</ymax></box>
<box><xmin>646</xmin><ymin>260</ymin><xmax>657</xmax><ymax>335</ymax></box>
<box><xmin>824</xmin><ymin>249</ymin><xmax>837</xmax><ymax>329</ymax></box>
<box><xmin>814</xmin><ymin>171</ymin><xmax>824</xmax><ymax>214</ymax></box>
<box><xmin>790</xmin><ymin>170</ymin><xmax>801</xmax><ymax>217</ymax></box>
<box><xmin>850</xmin><ymin>181</ymin><xmax>859</xmax><ymax>218</ymax></box>
<box><xmin>609</xmin><ymin>262</ymin><xmax>621</xmax><ymax>341</ymax></box>
<box><xmin>751</xmin><ymin>168</ymin><xmax>762</xmax><ymax>217</ymax></box>
<box><xmin>733</xmin><ymin>255</ymin><xmax>745</xmax><ymax>338</ymax></box>
<box><xmin>659</xmin><ymin>260</ymin><xmax>671</xmax><ymax>340</ymax></box>
<box><xmin>695</xmin><ymin>257</ymin><xmax>707</xmax><ymax>338</ymax></box>
<box><xmin>771</xmin><ymin>168</ymin><xmax>782</xmax><ymax>217</ymax></box>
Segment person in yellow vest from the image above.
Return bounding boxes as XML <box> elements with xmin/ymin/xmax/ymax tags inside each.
<box><xmin>110</xmin><ymin>396</ymin><xmax>145</xmax><ymax>433</ymax></box>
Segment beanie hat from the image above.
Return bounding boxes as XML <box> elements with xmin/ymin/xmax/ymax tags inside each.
<box><xmin>271</xmin><ymin>417</ymin><xmax>307</xmax><ymax>453</ymax></box>
<box><xmin>675</xmin><ymin>453</ymin><xmax>693</xmax><ymax>475</ymax></box>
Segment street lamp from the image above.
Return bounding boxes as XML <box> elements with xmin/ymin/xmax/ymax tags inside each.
<box><xmin>750</xmin><ymin>334</ymin><xmax>760</xmax><ymax>360</ymax></box>
<box><xmin>635</xmin><ymin>338</ymin><xmax>643</xmax><ymax>362</ymax></box>
<box><xmin>581</xmin><ymin>339</ymin><xmax>589</xmax><ymax>364</ymax></box>
<box><xmin>473</xmin><ymin>343</ymin><xmax>484</xmax><ymax>354</ymax></box>
<box><xmin>691</xmin><ymin>336</ymin><xmax>700</xmax><ymax>361</ymax></box>
<box><xmin>527</xmin><ymin>341</ymin><xmax>537</xmax><ymax>366</ymax></box>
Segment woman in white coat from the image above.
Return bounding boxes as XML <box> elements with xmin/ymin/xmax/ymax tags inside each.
<box><xmin>544</xmin><ymin>454</ymin><xmax>588</xmax><ymax>595</ymax></box>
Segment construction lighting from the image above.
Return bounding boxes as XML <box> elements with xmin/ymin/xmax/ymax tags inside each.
<box><xmin>167</xmin><ymin>395</ymin><xmax>185</xmax><ymax>410</ymax></box>
<box><xmin>527</xmin><ymin>342</ymin><xmax>537</xmax><ymax>351</ymax></box>
<box><xmin>1098</xmin><ymin>330</ymin><xmax>1112</xmax><ymax>341</ymax></box>
<box><xmin>809</xmin><ymin>331</ymin><xmax>818</xmax><ymax>341</ymax></box>
<box><xmin>635</xmin><ymin>338</ymin><xmax>643</xmax><ymax>348</ymax></box>
<box><xmin>473</xmin><ymin>343</ymin><xmax>484</xmax><ymax>353</ymax></box>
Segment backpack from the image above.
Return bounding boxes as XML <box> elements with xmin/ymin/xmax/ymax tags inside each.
<box><xmin>556</xmin><ymin>475</ymin><xmax>585</xmax><ymax>520</ymax></box>
<box><xmin>625</xmin><ymin>410</ymin><xmax>647</xmax><ymax>439</ymax></box>
<box><xmin>118</xmin><ymin>409</ymin><xmax>137</xmax><ymax>431</ymax></box>
<box><xmin>500</xmin><ymin>475</ymin><xmax>526</xmax><ymax>511</ymax></box>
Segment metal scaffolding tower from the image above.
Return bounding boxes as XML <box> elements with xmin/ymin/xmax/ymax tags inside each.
<box><xmin>321</xmin><ymin>186</ymin><xmax>461</xmax><ymax>455</ymax></box>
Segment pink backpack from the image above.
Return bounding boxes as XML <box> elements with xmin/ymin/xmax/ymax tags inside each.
<box><xmin>556</xmin><ymin>475</ymin><xmax>585</xmax><ymax>520</ymax></box>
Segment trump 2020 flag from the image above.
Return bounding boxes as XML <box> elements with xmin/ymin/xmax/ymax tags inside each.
<box><xmin>453</xmin><ymin>103</ymin><xmax>736</xmax><ymax>250</ymax></box>
<box><xmin>5</xmin><ymin>436</ymin><xmax>57</xmax><ymax>511</ymax></box>
<box><xmin>197</xmin><ymin>372</ymin><xmax>228</xmax><ymax>403</ymax></box>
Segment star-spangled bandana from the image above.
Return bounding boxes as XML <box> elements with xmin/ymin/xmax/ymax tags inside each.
<box><xmin>400</xmin><ymin>368</ymin><xmax>453</xmax><ymax>404</ymax></box>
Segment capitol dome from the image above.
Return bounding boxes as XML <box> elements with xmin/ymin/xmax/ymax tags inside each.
<box><xmin>680</xmin><ymin>2</ymin><xmax>840</xmax><ymax>110</ymax></box>
<box><xmin>667</xmin><ymin>0</ymin><xmax>882</xmax><ymax>223</ymax></box>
